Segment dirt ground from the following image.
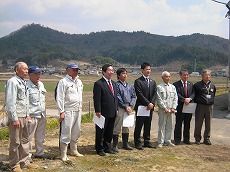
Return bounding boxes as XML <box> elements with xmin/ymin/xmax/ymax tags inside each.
<box><xmin>1</xmin><ymin>94</ymin><xmax>230</xmax><ymax>171</ymax></box>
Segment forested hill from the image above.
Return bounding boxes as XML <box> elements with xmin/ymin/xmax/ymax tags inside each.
<box><xmin>0</xmin><ymin>23</ymin><xmax>228</xmax><ymax>69</ymax></box>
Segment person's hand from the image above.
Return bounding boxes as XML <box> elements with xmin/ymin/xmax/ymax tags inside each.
<box><xmin>59</xmin><ymin>112</ymin><xmax>65</xmax><ymax>122</ymax></box>
<box><xmin>164</xmin><ymin>108</ymin><xmax>169</xmax><ymax>113</ymax></box>
<box><xmin>171</xmin><ymin>108</ymin><xmax>176</xmax><ymax>113</ymax></box>
<box><xmin>26</xmin><ymin>116</ymin><xmax>32</xmax><ymax>123</ymax></box>
<box><xmin>13</xmin><ymin>120</ymin><xmax>20</xmax><ymax>128</ymax></box>
<box><xmin>96</xmin><ymin>112</ymin><xmax>101</xmax><ymax>118</ymax></box>
<box><xmin>184</xmin><ymin>98</ymin><xmax>191</xmax><ymax>105</ymax></box>
<box><xmin>125</xmin><ymin>106</ymin><xmax>132</xmax><ymax>114</ymax></box>
<box><xmin>146</xmin><ymin>103</ymin><xmax>154</xmax><ymax>110</ymax></box>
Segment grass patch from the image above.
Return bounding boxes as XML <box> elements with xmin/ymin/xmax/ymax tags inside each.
<box><xmin>82</xmin><ymin>112</ymin><xmax>94</xmax><ymax>123</ymax></box>
<box><xmin>46</xmin><ymin>117</ymin><xmax>60</xmax><ymax>131</ymax></box>
<box><xmin>0</xmin><ymin>127</ymin><xmax>9</xmax><ymax>140</ymax></box>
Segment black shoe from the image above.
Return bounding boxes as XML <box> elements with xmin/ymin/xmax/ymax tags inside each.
<box><xmin>104</xmin><ymin>149</ymin><xmax>116</xmax><ymax>154</ymax></box>
<box><xmin>34</xmin><ymin>154</ymin><xmax>54</xmax><ymax>159</ymax></box>
<box><xmin>113</xmin><ymin>147</ymin><xmax>119</xmax><ymax>153</ymax></box>
<box><xmin>174</xmin><ymin>141</ymin><xmax>180</xmax><ymax>145</ymax></box>
<box><xmin>135</xmin><ymin>144</ymin><xmax>143</xmax><ymax>150</ymax></box>
<box><xmin>183</xmin><ymin>141</ymin><xmax>191</xmax><ymax>145</ymax></box>
<box><xmin>203</xmin><ymin>140</ymin><xmax>211</xmax><ymax>145</ymax></box>
<box><xmin>97</xmin><ymin>151</ymin><xmax>107</xmax><ymax>156</ymax></box>
<box><xmin>123</xmin><ymin>144</ymin><xmax>133</xmax><ymax>150</ymax></box>
<box><xmin>143</xmin><ymin>143</ymin><xmax>156</xmax><ymax>148</ymax></box>
<box><xmin>195</xmin><ymin>141</ymin><xmax>200</xmax><ymax>145</ymax></box>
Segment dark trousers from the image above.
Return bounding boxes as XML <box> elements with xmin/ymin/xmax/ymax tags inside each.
<box><xmin>194</xmin><ymin>104</ymin><xmax>212</xmax><ymax>142</ymax></box>
<box><xmin>174</xmin><ymin>112</ymin><xmax>192</xmax><ymax>143</ymax></box>
<box><xmin>134</xmin><ymin>113</ymin><xmax>152</xmax><ymax>145</ymax></box>
<box><xmin>95</xmin><ymin>116</ymin><xmax>115</xmax><ymax>153</ymax></box>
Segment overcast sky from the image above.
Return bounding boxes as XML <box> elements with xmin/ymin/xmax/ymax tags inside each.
<box><xmin>0</xmin><ymin>0</ymin><xmax>229</xmax><ymax>39</ymax></box>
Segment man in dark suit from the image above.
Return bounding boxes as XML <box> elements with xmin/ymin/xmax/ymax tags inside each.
<box><xmin>173</xmin><ymin>69</ymin><xmax>195</xmax><ymax>145</ymax></box>
<box><xmin>134</xmin><ymin>62</ymin><xmax>157</xmax><ymax>150</ymax></box>
<box><xmin>93</xmin><ymin>64</ymin><xmax>118</xmax><ymax>156</ymax></box>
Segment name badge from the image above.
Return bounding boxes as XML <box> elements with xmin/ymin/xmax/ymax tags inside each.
<box><xmin>206</xmin><ymin>95</ymin><xmax>211</xmax><ymax>99</ymax></box>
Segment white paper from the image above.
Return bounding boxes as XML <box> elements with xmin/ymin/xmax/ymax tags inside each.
<box><xmin>123</xmin><ymin>112</ymin><xmax>135</xmax><ymax>127</ymax></box>
<box><xmin>182</xmin><ymin>103</ymin><xmax>197</xmax><ymax>114</ymax></box>
<box><xmin>93</xmin><ymin>114</ymin><xmax>105</xmax><ymax>129</ymax></box>
<box><xmin>137</xmin><ymin>105</ymin><xmax>150</xmax><ymax>116</ymax></box>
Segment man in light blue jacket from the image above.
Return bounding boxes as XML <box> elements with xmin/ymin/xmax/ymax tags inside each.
<box><xmin>27</xmin><ymin>66</ymin><xmax>47</xmax><ymax>162</ymax></box>
<box><xmin>5</xmin><ymin>62</ymin><xmax>38</xmax><ymax>172</ymax></box>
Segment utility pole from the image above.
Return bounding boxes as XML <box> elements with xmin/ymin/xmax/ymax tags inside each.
<box><xmin>211</xmin><ymin>0</ymin><xmax>230</xmax><ymax>110</ymax></box>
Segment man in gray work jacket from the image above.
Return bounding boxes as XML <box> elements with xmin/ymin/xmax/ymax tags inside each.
<box><xmin>5</xmin><ymin>62</ymin><xmax>38</xmax><ymax>172</ymax></box>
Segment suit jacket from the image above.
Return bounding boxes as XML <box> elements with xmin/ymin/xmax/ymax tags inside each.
<box><xmin>134</xmin><ymin>76</ymin><xmax>157</xmax><ymax>112</ymax></box>
<box><xmin>173</xmin><ymin>80</ymin><xmax>195</xmax><ymax>113</ymax></box>
<box><xmin>93</xmin><ymin>77</ymin><xmax>118</xmax><ymax>118</ymax></box>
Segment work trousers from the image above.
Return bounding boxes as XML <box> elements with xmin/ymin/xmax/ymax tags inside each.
<box><xmin>28</xmin><ymin>116</ymin><xmax>46</xmax><ymax>156</ymax></box>
<box><xmin>158</xmin><ymin>108</ymin><xmax>173</xmax><ymax>144</ymax></box>
<box><xmin>8</xmin><ymin>118</ymin><xmax>29</xmax><ymax>169</ymax></box>
<box><xmin>194</xmin><ymin>104</ymin><xmax>212</xmax><ymax>142</ymax></box>
<box><xmin>60</xmin><ymin>110</ymin><xmax>81</xmax><ymax>144</ymax></box>
<box><xmin>113</xmin><ymin>107</ymin><xmax>129</xmax><ymax>135</ymax></box>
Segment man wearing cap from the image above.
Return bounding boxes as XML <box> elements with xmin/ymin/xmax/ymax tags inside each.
<box><xmin>56</xmin><ymin>64</ymin><xmax>84</xmax><ymax>162</ymax></box>
<box><xmin>5</xmin><ymin>62</ymin><xmax>38</xmax><ymax>172</ymax></box>
<box><xmin>27</xmin><ymin>66</ymin><xmax>48</xmax><ymax>161</ymax></box>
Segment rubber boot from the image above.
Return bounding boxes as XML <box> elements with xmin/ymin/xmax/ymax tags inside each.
<box><xmin>60</xmin><ymin>142</ymin><xmax>69</xmax><ymax>161</ymax></box>
<box><xmin>113</xmin><ymin>135</ymin><xmax>119</xmax><ymax>153</ymax></box>
<box><xmin>122</xmin><ymin>133</ymin><xmax>133</xmax><ymax>150</ymax></box>
<box><xmin>70</xmin><ymin>141</ymin><xmax>84</xmax><ymax>157</ymax></box>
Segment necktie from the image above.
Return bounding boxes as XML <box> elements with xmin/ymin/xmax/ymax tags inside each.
<box><xmin>146</xmin><ymin>78</ymin><xmax>149</xmax><ymax>87</ymax></box>
<box><xmin>184</xmin><ymin>82</ymin><xmax>188</xmax><ymax>98</ymax></box>
<box><xmin>165</xmin><ymin>84</ymin><xmax>169</xmax><ymax>99</ymax></box>
<box><xmin>108</xmin><ymin>81</ymin><xmax>114</xmax><ymax>95</ymax></box>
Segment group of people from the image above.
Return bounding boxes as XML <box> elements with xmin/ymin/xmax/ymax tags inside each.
<box><xmin>93</xmin><ymin>62</ymin><xmax>216</xmax><ymax>156</ymax></box>
<box><xmin>5</xmin><ymin>62</ymin><xmax>83</xmax><ymax>171</ymax></box>
<box><xmin>5</xmin><ymin>61</ymin><xmax>216</xmax><ymax>171</ymax></box>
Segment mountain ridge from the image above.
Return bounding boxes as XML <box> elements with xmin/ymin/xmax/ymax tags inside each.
<box><xmin>0</xmin><ymin>23</ymin><xmax>228</xmax><ymax>72</ymax></box>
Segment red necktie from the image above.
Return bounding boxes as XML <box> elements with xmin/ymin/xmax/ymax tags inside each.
<box><xmin>184</xmin><ymin>82</ymin><xmax>188</xmax><ymax>98</ymax></box>
<box><xmin>108</xmin><ymin>81</ymin><xmax>114</xmax><ymax>95</ymax></box>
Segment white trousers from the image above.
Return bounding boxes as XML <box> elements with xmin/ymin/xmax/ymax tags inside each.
<box><xmin>60</xmin><ymin>110</ymin><xmax>81</xmax><ymax>144</ymax></box>
<box><xmin>28</xmin><ymin>116</ymin><xmax>46</xmax><ymax>156</ymax></box>
<box><xmin>158</xmin><ymin>108</ymin><xmax>173</xmax><ymax>144</ymax></box>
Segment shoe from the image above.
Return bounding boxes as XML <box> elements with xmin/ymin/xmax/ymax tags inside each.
<box><xmin>157</xmin><ymin>144</ymin><xmax>163</xmax><ymax>148</ymax></box>
<box><xmin>113</xmin><ymin>146</ymin><xmax>120</xmax><ymax>152</ymax></box>
<box><xmin>167</xmin><ymin>142</ymin><xmax>175</xmax><ymax>147</ymax></box>
<box><xmin>135</xmin><ymin>144</ymin><xmax>143</xmax><ymax>150</ymax></box>
<box><xmin>12</xmin><ymin>166</ymin><xmax>22</xmax><ymax>172</ymax></box>
<box><xmin>174</xmin><ymin>141</ymin><xmax>180</xmax><ymax>145</ymax></box>
<box><xmin>23</xmin><ymin>162</ymin><xmax>38</xmax><ymax>169</ymax></box>
<box><xmin>34</xmin><ymin>154</ymin><xmax>54</xmax><ymax>159</ymax></box>
<box><xmin>183</xmin><ymin>141</ymin><xmax>191</xmax><ymax>145</ymax></box>
<box><xmin>70</xmin><ymin>151</ymin><xmax>84</xmax><ymax>157</ymax></box>
<box><xmin>28</xmin><ymin>156</ymin><xmax>33</xmax><ymax>163</ymax></box>
<box><xmin>104</xmin><ymin>149</ymin><xmax>116</xmax><ymax>154</ymax></box>
<box><xmin>143</xmin><ymin>143</ymin><xmax>157</xmax><ymax>148</ymax></box>
<box><xmin>203</xmin><ymin>140</ymin><xmax>212</xmax><ymax>145</ymax></box>
<box><xmin>195</xmin><ymin>141</ymin><xmax>200</xmax><ymax>145</ymax></box>
<box><xmin>97</xmin><ymin>151</ymin><xmax>107</xmax><ymax>156</ymax></box>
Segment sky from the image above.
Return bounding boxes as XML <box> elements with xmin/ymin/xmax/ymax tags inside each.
<box><xmin>0</xmin><ymin>0</ymin><xmax>229</xmax><ymax>39</ymax></box>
